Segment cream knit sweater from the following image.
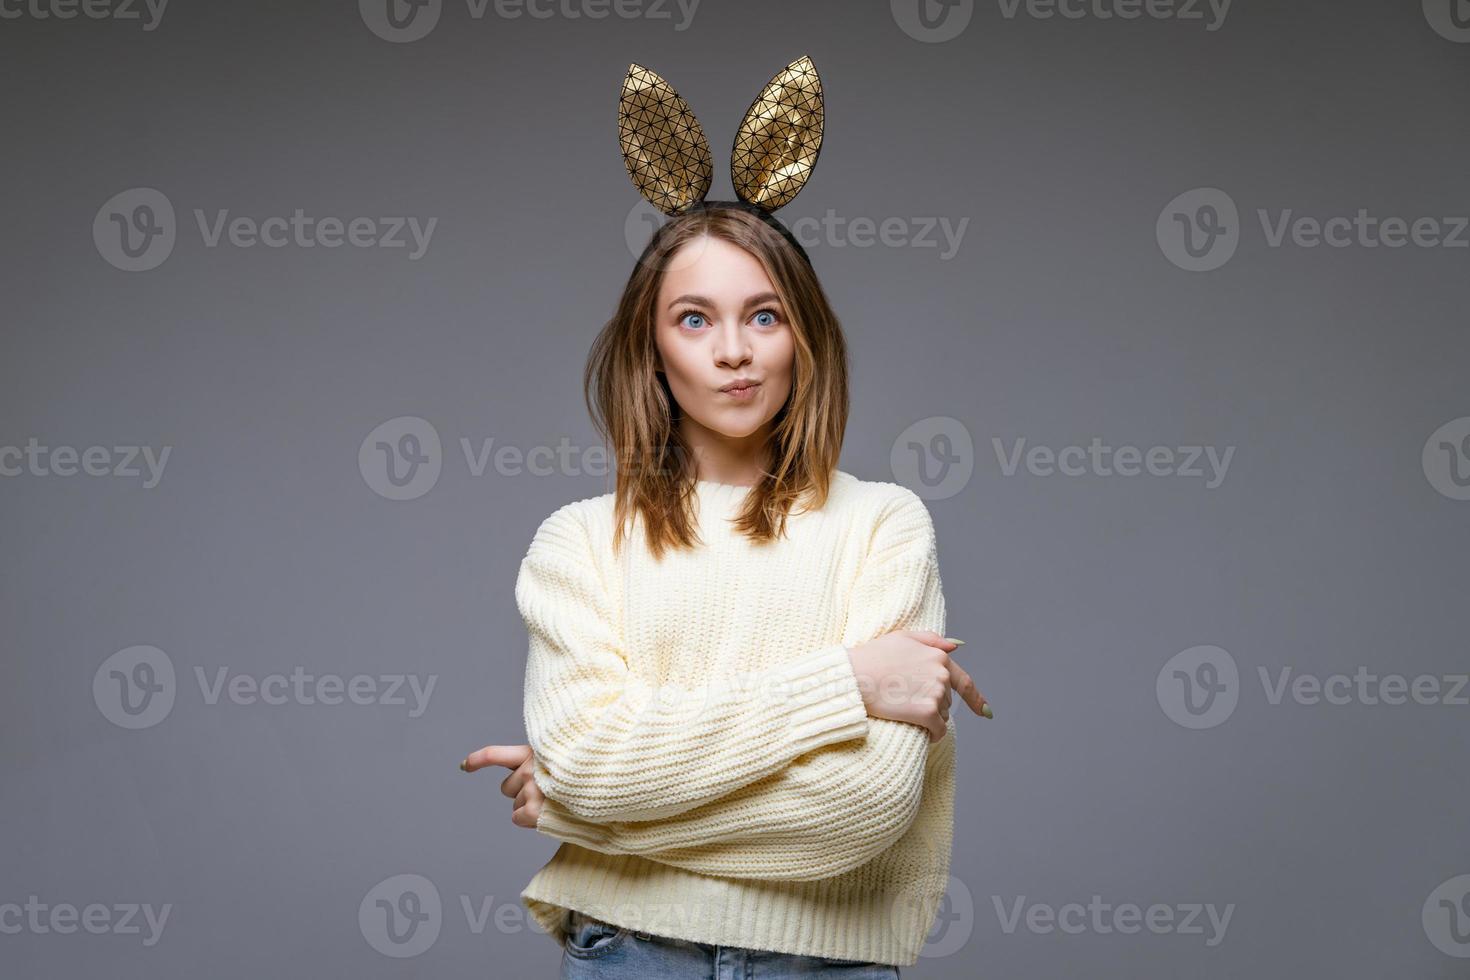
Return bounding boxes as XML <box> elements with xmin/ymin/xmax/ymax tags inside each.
<box><xmin>517</xmin><ymin>469</ymin><xmax>956</xmax><ymax>966</ymax></box>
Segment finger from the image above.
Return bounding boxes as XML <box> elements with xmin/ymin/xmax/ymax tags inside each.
<box><xmin>501</xmin><ymin>769</ymin><xmax>527</xmax><ymax>798</ymax></box>
<box><xmin>500</xmin><ymin>755</ymin><xmax>537</xmax><ymax>798</ymax></box>
<box><xmin>515</xmin><ymin>787</ymin><xmax>545</xmax><ymax>828</ymax></box>
<box><xmin>925</xmin><ymin>671</ymin><xmax>950</xmax><ymax>704</ymax></box>
<box><xmin>905</xmin><ymin>630</ymin><xmax>953</xmax><ymax>651</ymax></box>
<box><xmin>948</xmin><ymin>662</ymin><xmax>990</xmax><ymax>717</ymax></box>
<box><xmin>461</xmin><ymin>743</ymin><xmax>532</xmax><ymax>773</ymax></box>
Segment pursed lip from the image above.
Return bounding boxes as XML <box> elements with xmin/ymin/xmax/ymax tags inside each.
<box><xmin>718</xmin><ymin>379</ymin><xmax>760</xmax><ymax>392</ymax></box>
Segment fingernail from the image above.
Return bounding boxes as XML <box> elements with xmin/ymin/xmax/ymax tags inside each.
<box><xmin>944</xmin><ymin>637</ymin><xmax>965</xmax><ymax>646</ymax></box>
<box><xmin>980</xmin><ymin>703</ymin><xmax>993</xmax><ymax>719</ymax></box>
<box><xmin>459</xmin><ymin>760</ymin><xmax>470</xmax><ymax>772</ymax></box>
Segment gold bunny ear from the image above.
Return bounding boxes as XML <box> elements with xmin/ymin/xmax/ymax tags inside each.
<box><xmin>618</xmin><ymin>63</ymin><xmax>713</xmax><ymax>216</ymax></box>
<box><xmin>730</xmin><ymin>55</ymin><xmax>824</xmax><ymax>212</ymax></box>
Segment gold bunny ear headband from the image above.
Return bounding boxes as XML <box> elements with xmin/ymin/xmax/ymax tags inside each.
<box><xmin>618</xmin><ymin>55</ymin><xmax>824</xmax><ymax>232</ymax></box>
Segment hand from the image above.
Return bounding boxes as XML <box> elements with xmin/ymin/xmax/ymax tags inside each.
<box><xmin>845</xmin><ymin>630</ymin><xmax>990</xmax><ymax>743</ymax></box>
<box><xmin>460</xmin><ymin>743</ymin><xmax>545</xmax><ymax>828</ymax></box>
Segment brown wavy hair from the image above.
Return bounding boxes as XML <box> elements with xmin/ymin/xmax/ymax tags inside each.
<box><xmin>584</xmin><ymin>203</ymin><xmax>849</xmax><ymax>560</ymax></box>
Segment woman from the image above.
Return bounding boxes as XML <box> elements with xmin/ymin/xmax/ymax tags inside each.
<box><xmin>461</xmin><ymin>201</ymin><xmax>991</xmax><ymax>978</ymax></box>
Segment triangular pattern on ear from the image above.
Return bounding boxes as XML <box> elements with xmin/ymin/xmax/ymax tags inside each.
<box><xmin>618</xmin><ymin>63</ymin><xmax>714</xmax><ymax>215</ymax></box>
<box><xmin>730</xmin><ymin>55</ymin><xmax>824</xmax><ymax>212</ymax></box>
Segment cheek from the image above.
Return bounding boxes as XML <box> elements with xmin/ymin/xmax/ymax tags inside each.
<box><xmin>657</xmin><ymin>341</ymin><xmax>698</xmax><ymax>388</ymax></box>
<box><xmin>765</xmin><ymin>334</ymin><xmax>796</xmax><ymax>382</ymax></box>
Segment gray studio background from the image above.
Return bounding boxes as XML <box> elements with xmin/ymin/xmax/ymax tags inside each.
<box><xmin>3</xmin><ymin>0</ymin><xmax>1468</xmax><ymax>977</ymax></box>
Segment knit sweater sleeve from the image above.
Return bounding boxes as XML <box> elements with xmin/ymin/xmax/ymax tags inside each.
<box><xmin>533</xmin><ymin>487</ymin><xmax>949</xmax><ymax>880</ymax></box>
<box><xmin>518</xmin><ymin>502</ymin><xmax>872</xmax><ymax>824</ymax></box>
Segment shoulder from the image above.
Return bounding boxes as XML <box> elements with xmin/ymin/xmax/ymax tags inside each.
<box><xmin>829</xmin><ymin>470</ymin><xmax>938</xmax><ymax>557</ymax></box>
<box><xmin>830</xmin><ymin>469</ymin><xmax>934</xmax><ymax>524</ymax></box>
<box><xmin>523</xmin><ymin>490</ymin><xmax>617</xmax><ymax>565</ymax></box>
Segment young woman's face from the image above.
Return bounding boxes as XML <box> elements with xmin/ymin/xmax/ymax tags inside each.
<box><xmin>653</xmin><ymin>234</ymin><xmax>795</xmax><ymax>445</ymax></box>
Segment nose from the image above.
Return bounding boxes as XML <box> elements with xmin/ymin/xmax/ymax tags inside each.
<box><xmin>711</xmin><ymin>319</ymin><xmax>752</xmax><ymax>369</ymax></box>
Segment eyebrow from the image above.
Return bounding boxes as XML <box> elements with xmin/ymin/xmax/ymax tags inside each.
<box><xmin>666</xmin><ymin>292</ymin><xmax>782</xmax><ymax>311</ymax></box>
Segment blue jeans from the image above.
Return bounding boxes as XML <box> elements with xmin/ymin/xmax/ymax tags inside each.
<box><xmin>558</xmin><ymin>909</ymin><xmax>901</xmax><ymax>979</ymax></box>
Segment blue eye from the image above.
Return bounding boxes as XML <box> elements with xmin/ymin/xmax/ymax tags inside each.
<box><xmin>677</xmin><ymin>308</ymin><xmax>781</xmax><ymax>329</ymax></box>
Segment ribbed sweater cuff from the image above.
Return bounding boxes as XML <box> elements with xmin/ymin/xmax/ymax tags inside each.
<box><xmin>534</xmin><ymin>798</ymin><xmax>605</xmax><ymax>848</ymax></box>
<box><xmin>769</xmin><ymin>643</ymin><xmax>870</xmax><ymax>755</ymax></box>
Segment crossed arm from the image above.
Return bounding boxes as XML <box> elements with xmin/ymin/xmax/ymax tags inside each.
<box><xmin>498</xmin><ymin>489</ymin><xmax>949</xmax><ymax>880</ymax></box>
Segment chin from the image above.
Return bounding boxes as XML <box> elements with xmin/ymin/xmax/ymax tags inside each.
<box><xmin>694</xmin><ymin>414</ymin><xmax>767</xmax><ymax>439</ymax></box>
<box><xmin>708</xmin><ymin>423</ymin><xmax>766</xmax><ymax>439</ymax></box>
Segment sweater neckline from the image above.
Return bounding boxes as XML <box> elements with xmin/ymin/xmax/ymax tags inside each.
<box><xmin>696</xmin><ymin>470</ymin><xmax>852</xmax><ymax>493</ymax></box>
<box><xmin>693</xmin><ymin>480</ymin><xmax>754</xmax><ymax>516</ymax></box>
<box><xmin>694</xmin><ymin>478</ymin><xmax>755</xmax><ymax>491</ymax></box>
<box><xmin>693</xmin><ymin>469</ymin><xmax>849</xmax><ymax>500</ymax></box>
